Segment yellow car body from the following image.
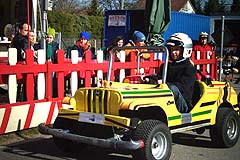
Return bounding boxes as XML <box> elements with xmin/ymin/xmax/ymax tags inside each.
<box><xmin>59</xmin><ymin>80</ymin><xmax>239</xmax><ymax>133</ymax></box>
<box><xmin>38</xmin><ymin>46</ymin><xmax>240</xmax><ymax>160</ymax></box>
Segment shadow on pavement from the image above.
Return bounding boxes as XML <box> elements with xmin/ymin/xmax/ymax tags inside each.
<box><xmin>3</xmin><ymin>137</ymin><xmax>132</xmax><ymax>160</ymax></box>
<box><xmin>172</xmin><ymin>131</ymin><xmax>219</xmax><ymax>148</ymax></box>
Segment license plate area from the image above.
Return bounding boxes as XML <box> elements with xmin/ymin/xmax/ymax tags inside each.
<box><xmin>79</xmin><ymin>112</ymin><xmax>105</xmax><ymax>124</ymax></box>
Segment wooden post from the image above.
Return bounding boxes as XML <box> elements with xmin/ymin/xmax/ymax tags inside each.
<box><xmin>37</xmin><ymin>49</ymin><xmax>46</xmax><ymax>99</ymax></box>
<box><xmin>71</xmin><ymin>50</ymin><xmax>78</xmax><ymax>96</ymax></box>
<box><xmin>196</xmin><ymin>51</ymin><xmax>200</xmax><ymax>70</ymax></box>
<box><xmin>119</xmin><ymin>50</ymin><xmax>125</xmax><ymax>82</ymax></box>
<box><xmin>8</xmin><ymin>48</ymin><xmax>17</xmax><ymax>103</ymax></box>
<box><xmin>97</xmin><ymin>50</ymin><xmax>103</xmax><ymax>87</ymax></box>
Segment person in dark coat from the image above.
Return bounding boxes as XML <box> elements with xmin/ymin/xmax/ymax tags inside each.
<box><xmin>71</xmin><ymin>31</ymin><xmax>91</xmax><ymax>59</ymax></box>
<box><xmin>146</xmin><ymin>33</ymin><xmax>196</xmax><ymax>113</ymax></box>
<box><xmin>11</xmin><ymin>22</ymin><xmax>31</xmax><ymax>101</ymax></box>
<box><xmin>11</xmin><ymin>22</ymin><xmax>31</xmax><ymax>61</ymax></box>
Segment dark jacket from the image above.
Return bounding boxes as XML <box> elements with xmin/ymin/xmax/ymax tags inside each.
<box><xmin>11</xmin><ymin>33</ymin><xmax>28</xmax><ymax>61</ymax></box>
<box><xmin>158</xmin><ymin>59</ymin><xmax>196</xmax><ymax>104</ymax></box>
<box><xmin>47</xmin><ymin>41</ymin><xmax>59</xmax><ymax>64</ymax></box>
<box><xmin>71</xmin><ymin>40</ymin><xmax>91</xmax><ymax>58</ymax></box>
<box><xmin>33</xmin><ymin>41</ymin><xmax>59</xmax><ymax>63</ymax></box>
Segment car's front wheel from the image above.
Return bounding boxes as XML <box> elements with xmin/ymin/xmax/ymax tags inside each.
<box><xmin>132</xmin><ymin>120</ymin><xmax>172</xmax><ymax>160</ymax></box>
<box><xmin>210</xmin><ymin>107</ymin><xmax>240</xmax><ymax>148</ymax></box>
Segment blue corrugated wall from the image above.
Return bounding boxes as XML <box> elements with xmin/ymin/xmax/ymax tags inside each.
<box><xmin>104</xmin><ymin>10</ymin><xmax>210</xmax><ymax>47</ymax></box>
<box><xmin>164</xmin><ymin>11</ymin><xmax>210</xmax><ymax>42</ymax></box>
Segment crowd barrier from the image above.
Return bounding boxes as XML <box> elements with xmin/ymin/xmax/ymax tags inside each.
<box><xmin>0</xmin><ymin>48</ymin><xmax>217</xmax><ymax>134</ymax></box>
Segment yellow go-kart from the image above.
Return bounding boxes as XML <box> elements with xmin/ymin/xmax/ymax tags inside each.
<box><xmin>39</xmin><ymin>46</ymin><xmax>240</xmax><ymax>160</ymax></box>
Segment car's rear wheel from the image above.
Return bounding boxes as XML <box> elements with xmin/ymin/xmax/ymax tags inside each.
<box><xmin>53</xmin><ymin>117</ymin><xmax>87</xmax><ymax>152</ymax></box>
<box><xmin>210</xmin><ymin>107</ymin><xmax>240</xmax><ymax>148</ymax></box>
<box><xmin>132</xmin><ymin>120</ymin><xmax>172</xmax><ymax>160</ymax></box>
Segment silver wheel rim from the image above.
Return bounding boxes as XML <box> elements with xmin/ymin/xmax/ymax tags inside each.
<box><xmin>151</xmin><ymin>132</ymin><xmax>168</xmax><ymax>159</ymax></box>
<box><xmin>227</xmin><ymin>118</ymin><xmax>238</xmax><ymax>140</ymax></box>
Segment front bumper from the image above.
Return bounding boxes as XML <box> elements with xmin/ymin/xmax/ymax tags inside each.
<box><xmin>38</xmin><ymin>123</ymin><xmax>144</xmax><ymax>151</ymax></box>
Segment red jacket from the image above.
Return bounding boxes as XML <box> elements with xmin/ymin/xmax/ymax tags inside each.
<box><xmin>193</xmin><ymin>43</ymin><xmax>214</xmax><ymax>59</ymax></box>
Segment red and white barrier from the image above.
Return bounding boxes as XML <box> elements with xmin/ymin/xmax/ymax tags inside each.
<box><xmin>0</xmin><ymin>47</ymin><xmax>217</xmax><ymax>135</ymax></box>
<box><xmin>0</xmin><ymin>100</ymin><xmax>61</xmax><ymax>134</ymax></box>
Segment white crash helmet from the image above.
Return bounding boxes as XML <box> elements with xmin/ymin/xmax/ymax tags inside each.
<box><xmin>199</xmin><ymin>32</ymin><xmax>208</xmax><ymax>39</ymax></box>
<box><xmin>166</xmin><ymin>32</ymin><xmax>193</xmax><ymax>59</ymax></box>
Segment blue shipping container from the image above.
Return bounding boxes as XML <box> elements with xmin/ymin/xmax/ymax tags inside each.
<box><xmin>104</xmin><ymin>10</ymin><xmax>210</xmax><ymax>47</ymax></box>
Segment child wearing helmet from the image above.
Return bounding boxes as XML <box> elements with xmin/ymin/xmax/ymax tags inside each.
<box><xmin>193</xmin><ymin>32</ymin><xmax>214</xmax><ymax>59</ymax></box>
<box><xmin>147</xmin><ymin>33</ymin><xmax>196</xmax><ymax>113</ymax></box>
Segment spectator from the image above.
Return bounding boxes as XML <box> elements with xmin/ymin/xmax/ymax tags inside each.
<box><xmin>193</xmin><ymin>32</ymin><xmax>214</xmax><ymax>59</ymax></box>
<box><xmin>125</xmin><ymin>31</ymin><xmax>150</xmax><ymax>61</ymax></box>
<box><xmin>46</xmin><ymin>27</ymin><xmax>59</xmax><ymax>63</ymax></box>
<box><xmin>29</xmin><ymin>31</ymin><xmax>38</xmax><ymax>60</ymax></box>
<box><xmin>104</xmin><ymin>36</ymin><xmax>125</xmax><ymax>81</ymax></box>
<box><xmin>71</xmin><ymin>31</ymin><xmax>91</xmax><ymax>60</ymax></box>
<box><xmin>145</xmin><ymin>33</ymin><xmax>196</xmax><ymax>113</ymax></box>
<box><xmin>45</xmin><ymin>27</ymin><xmax>59</xmax><ymax>97</ymax></box>
<box><xmin>11</xmin><ymin>22</ymin><xmax>31</xmax><ymax>101</ymax></box>
<box><xmin>105</xmin><ymin>36</ymin><xmax>124</xmax><ymax>61</ymax></box>
<box><xmin>11</xmin><ymin>22</ymin><xmax>31</xmax><ymax>61</ymax></box>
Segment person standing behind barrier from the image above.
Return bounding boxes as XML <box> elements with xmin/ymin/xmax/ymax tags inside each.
<box><xmin>29</xmin><ymin>31</ymin><xmax>38</xmax><ymax>60</ymax></box>
<box><xmin>11</xmin><ymin>22</ymin><xmax>31</xmax><ymax>61</ymax></box>
<box><xmin>45</xmin><ymin>27</ymin><xmax>59</xmax><ymax>97</ymax></box>
<box><xmin>46</xmin><ymin>27</ymin><xmax>59</xmax><ymax>63</ymax></box>
<box><xmin>71</xmin><ymin>31</ymin><xmax>91</xmax><ymax>60</ymax></box>
<box><xmin>68</xmin><ymin>31</ymin><xmax>92</xmax><ymax>89</ymax></box>
<box><xmin>124</xmin><ymin>31</ymin><xmax>150</xmax><ymax>75</ymax></box>
<box><xmin>125</xmin><ymin>31</ymin><xmax>150</xmax><ymax>62</ymax></box>
<box><xmin>104</xmin><ymin>36</ymin><xmax>125</xmax><ymax>81</ymax></box>
<box><xmin>193</xmin><ymin>32</ymin><xmax>214</xmax><ymax>59</ymax></box>
<box><xmin>105</xmin><ymin>36</ymin><xmax>124</xmax><ymax>61</ymax></box>
<box><xmin>11</xmin><ymin>22</ymin><xmax>31</xmax><ymax>101</ymax></box>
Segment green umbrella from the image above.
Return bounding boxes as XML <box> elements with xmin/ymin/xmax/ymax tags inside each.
<box><xmin>145</xmin><ymin>0</ymin><xmax>171</xmax><ymax>46</ymax></box>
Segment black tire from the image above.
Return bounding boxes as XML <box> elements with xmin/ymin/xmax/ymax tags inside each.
<box><xmin>132</xmin><ymin>120</ymin><xmax>172</xmax><ymax>160</ymax></box>
<box><xmin>53</xmin><ymin>117</ymin><xmax>87</xmax><ymax>152</ymax></box>
<box><xmin>210</xmin><ymin>107</ymin><xmax>240</xmax><ymax>148</ymax></box>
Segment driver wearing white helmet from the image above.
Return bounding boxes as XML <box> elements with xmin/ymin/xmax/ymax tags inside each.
<box><xmin>147</xmin><ymin>33</ymin><xmax>196</xmax><ymax>113</ymax></box>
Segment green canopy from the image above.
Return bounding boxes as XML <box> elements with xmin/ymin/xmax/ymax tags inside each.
<box><xmin>144</xmin><ymin>0</ymin><xmax>171</xmax><ymax>46</ymax></box>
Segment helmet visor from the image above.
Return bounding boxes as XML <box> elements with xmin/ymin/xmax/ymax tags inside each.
<box><xmin>166</xmin><ymin>39</ymin><xmax>184</xmax><ymax>47</ymax></box>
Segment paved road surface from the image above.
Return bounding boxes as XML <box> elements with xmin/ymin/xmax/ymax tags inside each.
<box><xmin>0</xmin><ymin>129</ymin><xmax>239</xmax><ymax>160</ymax></box>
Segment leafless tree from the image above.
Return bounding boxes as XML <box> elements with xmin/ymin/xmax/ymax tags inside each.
<box><xmin>52</xmin><ymin>0</ymin><xmax>81</xmax><ymax>11</ymax></box>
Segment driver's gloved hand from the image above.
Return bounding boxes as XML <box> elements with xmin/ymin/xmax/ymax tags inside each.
<box><xmin>143</xmin><ymin>74</ymin><xmax>158</xmax><ymax>84</ymax></box>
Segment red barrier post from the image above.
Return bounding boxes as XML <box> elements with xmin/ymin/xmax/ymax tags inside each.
<box><xmin>57</xmin><ymin>50</ymin><xmax>65</xmax><ymax>99</ymax></box>
<box><xmin>84</xmin><ymin>50</ymin><xmax>92</xmax><ymax>87</ymax></box>
<box><xmin>25</xmin><ymin>49</ymin><xmax>34</xmax><ymax>101</ymax></box>
<box><xmin>46</xmin><ymin>61</ymin><xmax>52</xmax><ymax>100</ymax></box>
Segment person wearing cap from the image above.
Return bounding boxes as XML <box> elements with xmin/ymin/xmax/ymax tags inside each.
<box><xmin>45</xmin><ymin>27</ymin><xmax>59</xmax><ymax>97</ymax></box>
<box><xmin>71</xmin><ymin>31</ymin><xmax>91</xmax><ymax>59</ymax></box>
<box><xmin>46</xmin><ymin>27</ymin><xmax>59</xmax><ymax>63</ymax></box>
<box><xmin>125</xmin><ymin>30</ymin><xmax>150</xmax><ymax>61</ymax></box>
<box><xmin>193</xmin><ymin>32</ymin><xmax>214</xmax><ymax>59</ymax></box>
